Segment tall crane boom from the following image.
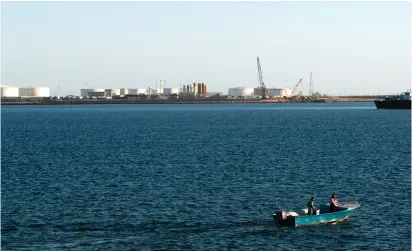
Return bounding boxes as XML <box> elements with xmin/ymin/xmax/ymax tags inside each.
<box><xmin>309</xmin><ymin>72</ymin><xmax>313</xmax><ymax>96</ymax></box>
<box><xmin>292</xmin><ymin>78</ymin><xmax>303</xmax><ymax>96</ymax></box>
<box><xmin>257</xmin><ymin>57</ymin><xmax>270</xmax><ymax>99</ymax></box>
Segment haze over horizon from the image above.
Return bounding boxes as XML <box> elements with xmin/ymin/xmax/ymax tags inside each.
<box><xmin>1</xmin><ymin>1</ymin><xmax>411</xmax><ymax>96</ymax></box>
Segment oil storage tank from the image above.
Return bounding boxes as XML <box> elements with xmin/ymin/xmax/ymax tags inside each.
<box><xmin>138</xmin><ymin>88</ymin><xmax>148</xmax><ymax>94</ymax></box>
<box><xmin>128</xmin><ymin>89</ymin><xmax>138</xmax><ymax>95</ymax></box>
<box><xmin>163</xmin><ymin>88</ymin><xmax>179</xmax><ymax>96</ymax></box>
<box><xmin>1</xmin><ymin>86</ymin><xmax>19</xmax><ymax>97</ymax></box>
<box><xmin>33</xmin><ymin>87</ymin><xmax>50</xmax><ymax>97</ymax></box>
<box><xmin>266</xmin><ymin>88</ymin><xmax>293</xmax><ymax>97</ymax></box>
<box><xmin>148</xmin><ymin>88</ymin><xmax>161</xmax><ymax>95</ymax></box>
<box><xmin>228</xmin><ymin>87</ymin><xmax>255</xmax><ymax>98</ymax></box>
<box><xmin>19</xmin><ymin>86</ymin><xmax>50</xmax><ymax>97</ymax></box>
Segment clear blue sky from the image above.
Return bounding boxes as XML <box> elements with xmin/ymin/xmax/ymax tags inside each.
<box><xmin>1</xmin><ymin>1</ymin><xmax>411</xmax><ymax>96</ymax></box>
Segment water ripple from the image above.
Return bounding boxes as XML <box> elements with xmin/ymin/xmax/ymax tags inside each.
<box><xmin>1</xmin><ymin>103</ymin><xmax>410</xmax><ymax>250</ymax></box>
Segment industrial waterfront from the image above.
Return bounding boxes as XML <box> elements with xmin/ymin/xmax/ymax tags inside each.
<box><xmin>0</xmin><ymin>95</ymin><xmax>381</xmax><ymax>105</ymax></box>
<box><xmin>0</xmin><ymin>57</ymin><xmax>394</xmax><ymax>105</ymax></box>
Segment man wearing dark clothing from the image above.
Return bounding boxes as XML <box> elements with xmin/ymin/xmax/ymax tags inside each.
<box><xmin>307</xmin><ymin>197</ymin><xmax>316</xmax><ymax>215</ymax></box>
<box><xmin>330</xmin><ymin>193</ymin><xmax>338</xmax><ymax>212</ymax></box>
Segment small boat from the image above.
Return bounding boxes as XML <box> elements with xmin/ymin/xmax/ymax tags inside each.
<box><xmin>273</xmin><ymin>201</ymin><xmax>360</xmax><ymax>227</ymax></box>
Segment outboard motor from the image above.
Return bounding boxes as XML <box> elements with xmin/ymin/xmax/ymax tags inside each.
<box><xmin>275</xmin><ymin>211</ymin><xmax>286</xmax><ymax>220</ymax></box>
<box><xmin>274</xmin><ymin>210</ymin><xmax>296</xmax><ymax>227</ymax></box>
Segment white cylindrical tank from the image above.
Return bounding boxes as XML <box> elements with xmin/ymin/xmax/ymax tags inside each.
<box><xmin>280</xmin><ymin>88</ymin><xmax>293</xmax><ymax>97</ymax></box>
<box><xmin>112</xmin><ymin>89</ymin><xmax>120</xmax><ymax>96</ymax></box>
<box><xmin>163</xmin><ymin>88</ymin><xmax>172</xmax><ymax>95</ymax></box>
<box><xmin>19</xmin><ymin>87</ymin><xmax>50</xmax><ymax>97</ymax></box>
<box><xmin>128</xmin><ymin>89</ymin><xmax>138</xmax><ymax>95</ymax></box>
<box><xmin>228</xmin><ymin>87</ymin><xmax>255</xmax><ymax>98</ymax></box>
<box><xmin>256</xmin><ymin>88</ymin><xmax>293</xmax><ymax>97</ymax></box>
<box><xmin>171</xmin><ymin>88</ymin><xmax>179</xmax><ymax>95</ymax></box>
<box><xmin>148</xmin><ymin>88</ymin><xmax>161</xmax><ymax>95</ymax></box>
<box><xmin>267</xmin><ymin>88</ymin><xmax>280</xmax><ymax>97</ymax></box>
<box><xmin>138</xmin><ymin>88</ymin><xmax>147</xmax><ymax>94</ymax></box>
<box><xmin>162</xmin><ymin>88</ymin><xmax>180</xmax><ymax>95</ymax></box>
<box><xmin>120</xmin><ymin>88</ymin><xmax>128</xmax><ymax>95</ymax></box>
<box><xmin>33</xmin><ymin>87</ymin><xmax>50</xmax><ymax>97</ymax></box>
<box><xmin>19</xmin><ymin>87</ymin><xmax>32</xmax><ymax>97</ymax></box>
<box><xmin>1</xmin><ymin>86</ymin><xmax>19</xmax><ymax>97</ymax></box>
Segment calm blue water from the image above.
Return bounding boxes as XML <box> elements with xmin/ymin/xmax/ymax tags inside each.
<box><xmin>1</xmin><ymin>103</ymin><xmax>411</xmax><ymax>250</ymax></box>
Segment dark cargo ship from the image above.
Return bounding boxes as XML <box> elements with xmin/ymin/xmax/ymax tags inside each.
<box><xmin>374</xmin><ymin>92</ymin><xmax>411</xmax><ymax>109</ymax></box>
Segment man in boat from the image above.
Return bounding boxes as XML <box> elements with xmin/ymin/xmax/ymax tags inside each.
<box><xmin>307</xmin><ymin>197</ymin><xmax>316</xmax><ymax>215</ymax></box>
<box><xmin>330</xmin><ymin>193</ymin><xmax>339</xmax><ymax>212</ymax></box>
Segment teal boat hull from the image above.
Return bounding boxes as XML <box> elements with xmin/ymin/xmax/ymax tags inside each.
<box><xmin>295</xmin><ymin>207</ymin><xmax>352</xmax><ymax>226</ymax></box>
<box><xmin>273</xmin><ymin>202</ymin><xmax>360</xmax><ymax>227</ymax></box>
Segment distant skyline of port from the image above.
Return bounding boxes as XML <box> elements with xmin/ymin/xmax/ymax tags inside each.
<box><xmin>2</xmin><ymin>1</ymin><xmax>410</xmax><ymax>97</ymax></box>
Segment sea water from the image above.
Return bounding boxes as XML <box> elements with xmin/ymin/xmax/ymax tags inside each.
<box><xmin>1</xmin><ymin>103</ymin><xmax>410</xmax><ymax>250</ymax></box>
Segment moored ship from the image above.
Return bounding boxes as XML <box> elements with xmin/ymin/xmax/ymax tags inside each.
<box><xmin>374</xmin><ymin>91</ymin><xmax>411</xmax><ymax>109</ymax></box>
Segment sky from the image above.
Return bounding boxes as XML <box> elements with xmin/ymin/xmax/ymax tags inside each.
<box><xmin>1</xmin><ymin>1</ymin><xmax>411</xmax><ymax>96</ymax></box>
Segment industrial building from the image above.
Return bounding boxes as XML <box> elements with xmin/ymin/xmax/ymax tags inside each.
<box><xmin>205</xmin><ymin>92</ymin><xmax>223</xmax><ymax>97</ymax></box>
<box><xmin>80</xmin><ymin>88</ymin><xmax>124</xmax><ymax>98</ymax></box>
<box><xmin>80</xmin><ymin>87</ymin><xmax>179</xmax><ymax>97</ymax></box>
<box><xmin>180</xmin><ymin>83</ymin><xmax>207</xmax><ymax>95</ymax></box>
<box><xmin>120</xmin><ymin>88</ymin><xmax>138</xmax><ymax>95</ymax></box>
<box><xmin>105</xmin><ymin>89</ymin><xmax>120</xmax><ymax>98</ymax></box>
<box><xmin>80</xmin><ymin>88</ymin><xmax>106</xmax><ymax>98</ymax></box>
<box><xmin>228</xmin><ymin>87</ymin><xmax>255</xmax><ymax>99</ymax></box>
<box><xmin>79</xmin><ymin>83</ymin><xmax>200</xmax><ymax>99</ymax></box>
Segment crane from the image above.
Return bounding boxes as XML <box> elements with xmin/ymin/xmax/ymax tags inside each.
<box><xmin>291</xmin><ymin>78</ymin><xmax>303</xmax><ymax>96</ymax></box>
<box><xmin>309</xmin><ymin>72</ymin><xmax>313</xmax><ymax>96</ymax></box>
<box><xmin>257</xmin><ymin>57</ymin><xmax>270</xmax><ymax>99</ymax></box>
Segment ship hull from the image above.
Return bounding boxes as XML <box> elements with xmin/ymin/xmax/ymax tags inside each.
<box><xmin>374</xmin><ymin>100</ymin><xmax>411</xmax><ymax>109</ymax></box>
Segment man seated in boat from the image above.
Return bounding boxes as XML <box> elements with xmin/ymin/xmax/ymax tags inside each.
<box><xmin>307</xmin><ymin>197</ymin><xmax>316</xmax><ymax>215</ymax></box>
<box><xmin>329</xmin><ymin>193</ymin><xmax>339</xmax><ymax>212</ymax></box>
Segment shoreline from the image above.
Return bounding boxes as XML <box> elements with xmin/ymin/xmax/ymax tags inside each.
<box><xmin>0</xmin><ymin>97</ymin><xmax>377</xmax><ymax>106</ymax></box>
